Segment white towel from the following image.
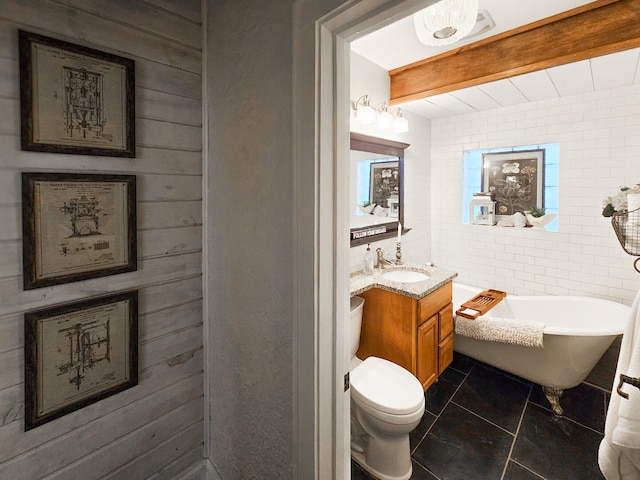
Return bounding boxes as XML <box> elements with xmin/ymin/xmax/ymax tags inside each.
<box><xmin>599</xmin><ymin>440</ymin><xmax>640</xmax><ymax>480</ymax></box>
<box><xmin>454</xmin><ymin>314</ymin><xmax>544</xmax><ymax>348</ymax></box>
<box><xmin>599</xmin><ymin>290</ymin><xmax>640</xmax><ymax>479</ymax></box>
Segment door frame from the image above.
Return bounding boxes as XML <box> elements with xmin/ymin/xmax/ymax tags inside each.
<box><xmin>292</xmin><ymin>1</ymin><xmax>437</xmax><ymax>478</ymax></box>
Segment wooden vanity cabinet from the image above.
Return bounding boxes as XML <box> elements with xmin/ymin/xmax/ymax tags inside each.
<box><xmin>356</xmin><ymin>282</ymin><xmax>453</xmax><ymax>391</ymax></box>
<box><xmin>416</xmin><ymin>316</ymin><xmax>438</xmax><ymax>389</ymax></box>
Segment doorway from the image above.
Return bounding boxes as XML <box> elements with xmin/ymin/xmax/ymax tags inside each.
<box><xmin>302</xmin><ymin>1</ymin><xmax>439</xmax><ymax>478</ymax></box>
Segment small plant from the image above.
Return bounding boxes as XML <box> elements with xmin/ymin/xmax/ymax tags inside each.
<box><xmin>529</xmin><ymin>206</ymin><xmax>546</xmax><ymax>218</ymax></box>
<box><xmin>602</xmin><ymin>183</ymin><xmax>640</xmax><ymax>217</ymax></box>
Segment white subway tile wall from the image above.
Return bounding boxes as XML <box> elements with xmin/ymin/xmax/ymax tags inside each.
<box><xmin>432</xmin><ymin>85</ymin><xmax>640</xmax><ymax>305</ymax></box>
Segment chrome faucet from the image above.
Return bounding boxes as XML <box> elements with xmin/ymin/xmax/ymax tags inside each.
<box><xmin>375</xmin><ymin>248</ymin><xmax>393</xmax><ymax>268</ymax></box>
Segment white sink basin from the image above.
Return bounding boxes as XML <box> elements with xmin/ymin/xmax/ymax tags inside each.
<box><xmin>381</xmin><ymin>270</ymin><xmax>429</xmax><ymax>283</ymax></box>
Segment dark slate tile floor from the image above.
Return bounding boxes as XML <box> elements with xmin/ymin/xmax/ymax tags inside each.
<box><xmin>352</xmin><ymin>352</ymin><xmax>609</xmax><ymax>480</ymax></box>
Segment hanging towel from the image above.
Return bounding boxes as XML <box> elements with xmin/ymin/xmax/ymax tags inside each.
<box><xmin>599</xmin><ymin>290</ymin><xmax>640</xmax><ymax>479</ymax></box>
<box><xmin>454</xmin><ymin>314</ymin><xmax>544</xmax><ymax>348</ymax></box>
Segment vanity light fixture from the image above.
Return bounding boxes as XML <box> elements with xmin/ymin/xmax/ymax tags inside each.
<box><xmin>413</xmin><ymin>0</ymin><xmax>479</xmax><ymax>46</ymax></box>
<box><xmin>376</xmin><ymin>102</ymin><xmax>394</xmax><ymax>130</ymax></box>
<box><xmin>353</xmin><ymin>94</ymin><xmax>376</xmax><ymax>125</ymax></box>
<box><xmin>353</xmin><ymin>96</ymin><xmax>410</xmax><ymax>133</ymax></box>
<box><xmin>393</xmin><ymin>108</ymin><xmax>409</xmax><ymax>133</ymax></box>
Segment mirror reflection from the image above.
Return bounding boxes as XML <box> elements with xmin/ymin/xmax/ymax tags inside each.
<box><xmin>351</xmin><ymin>150</ymin><xmax>399</xmax><ymax>227</ymax></box>
<box><xmin>350</xmin><ymin>133</ymin><xmax>409</xmax><ymax>246</ymax></box>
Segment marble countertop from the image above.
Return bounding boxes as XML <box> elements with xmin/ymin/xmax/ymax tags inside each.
<box><xmin>350</xmin><ymin>263</ymin><xmax>458</xmax><ymax>300</ymax></box>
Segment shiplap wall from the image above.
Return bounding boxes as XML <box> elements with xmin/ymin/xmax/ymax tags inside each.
<box><xmin>0</xmin><ymin>1</ymin><xmax>204</xmax><ymax>479</ymax></box>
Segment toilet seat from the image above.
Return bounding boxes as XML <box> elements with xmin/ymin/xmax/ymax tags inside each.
<box><xmin>351</xmin><ymin>357</ymin><xmax>424</xmax><ymax>417</ymax></box>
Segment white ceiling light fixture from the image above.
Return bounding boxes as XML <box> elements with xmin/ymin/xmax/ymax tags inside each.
<box><xmin>413</xmin><ymin>0</ymin><xmax>479</xmax><ymax>46</ymax></box>
<box><xmin>352</xmin><ymin>94</ymin><xmax>376</xmax><ymax>125</ymax></box>
<box><xmin>464</xmin><ymin>10</ymin><xmax>495</xmax><ymax>40</ymax></box>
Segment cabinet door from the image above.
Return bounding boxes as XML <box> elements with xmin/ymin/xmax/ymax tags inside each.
<box><xmin>438</xmin><ymin>304</ymin><xmax>454</xmax><ymax>342</ymax></box>
<box><xmin>417</xmin><ymin>315</ymin><xmax>438</xmax><ymax>390</ymax></box>
<box><xmin>439</xmin><ymin>334</ymin><xmax>454</xmax><ymax>375</ymax></box>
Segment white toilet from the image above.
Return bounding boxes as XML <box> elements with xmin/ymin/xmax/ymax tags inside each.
<box><xmin>349</xmin><ymin>296</ymin><xmax>425</xmax><ymax>480</ymax></box>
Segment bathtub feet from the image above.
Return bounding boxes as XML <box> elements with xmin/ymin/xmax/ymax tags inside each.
<box><xmin>542</xmin><ymin>386</ymin><xmax>564</xmax><ymax>416</ymax></box>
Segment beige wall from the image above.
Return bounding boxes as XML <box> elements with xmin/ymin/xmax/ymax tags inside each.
<box><xmin>0</xmin><ymin>1</ymin><xmax>204</xmax><ymax>478</ymax></box>
<box><xmin>205</xmin><ymin>1</ymin><xmax>295</xmax><ymax>477</ymax></box>
<box><xmin>205</xmin><ymin>0</ymin><xmax>357</xmax><ymax>478</ymax></box>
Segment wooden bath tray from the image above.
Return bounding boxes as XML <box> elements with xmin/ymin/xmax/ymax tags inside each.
<box><xmin>455</xmin><ymin>289</ymin><xmax>506</xmax><ymax>319</ymax></box>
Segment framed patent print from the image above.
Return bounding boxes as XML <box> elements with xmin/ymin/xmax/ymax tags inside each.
<box><xmin>19</xmin><ymin>30</ymin><xmax>135</xmax><ymax>157</ymax></box>
<box><xmin>24</xmin><ymin>291</ymin><xmax>138</xmax><ymax>430</ymax></box>
<box><xmin>22</xmin><ymin>172</ymin><xmax>137</xmax><ymax>289</ymax></box>
<box><xmin>481</xmin><ymin>150</ymin><xmax>544</xmax><ymax>216</ymax></box>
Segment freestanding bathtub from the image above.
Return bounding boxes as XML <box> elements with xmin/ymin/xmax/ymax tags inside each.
<box><xmin>452</xmin><ymin>283</ymin><xmax>630</xmax><ymax>415</ymax></box>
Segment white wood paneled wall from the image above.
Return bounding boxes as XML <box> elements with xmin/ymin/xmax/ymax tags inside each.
<box><xmin>0</xmin><ymin>1</ymin><xmax>204</xmax><ymax>479</ymax></box>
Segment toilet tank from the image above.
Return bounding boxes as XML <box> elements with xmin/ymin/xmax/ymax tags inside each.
<box><xmin>350</xmin><ymin>296</ymin><xmax>365</xmax><ymax>358</ymax></box>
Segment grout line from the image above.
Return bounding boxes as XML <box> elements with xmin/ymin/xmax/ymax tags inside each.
<box><xmin>500</xmin><ymin>383</ymin><xmax>533</xmax><ymax>480</ymax></box>
<box><xmin>529</xmin><ymin>400</ymin><xmax>605</xmax><ymax>436</ymax></box>
<box><xmin>425</xmin><ymin>368</ymin><xmax>469</xmax><ymax>424</ymax></box>
<box><xmin>583</xmin><ymin>379</ymin><xmax>613</xmax><ymax>395</ymax></box>
<box><xmin>509</xmin><ymin>460</ymin><xmax>547</xmax><ymax>479</ymax></box>
<box><xmin>449</xmin><ymin>399</ymin><xmax>517</xmax><ymax>437</ymax></box>
<box><xmin>410</xmin><ymin>365</ymin><xmax>471</xmax><ymax>457</ymax></box>
<box><xmin>415</xmin><ymin>356</ymin><xmax>607</xmax><ymax>480</ymax></box>
<box><xmin>410</xmin><ymin>457</ymin><xmax>443</xmax><ymax>480</ymax></box>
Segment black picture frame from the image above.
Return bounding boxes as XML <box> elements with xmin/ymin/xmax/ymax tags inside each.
<box><xmin>350</xmin><ymin>133</ymin><xmax>410</xmax><ymax>246</ymax></box>
<box><xmin>24</xmin><ymin>291</ymin><xmax>138</xmax><ymax>430</ymax></box>
<box><xmin>22</xmin><ymin>172</ymin><xmax>137</xmax><ymax>290</ymax></box>
<box><xmin>19</xmin><ymin>30</ymin><xmax>135</xmax><ymax>157</ymax></box>
<box><xmin>481</xmin><ymin>149</ymin><xmax>545</xmax><ymax>216</ymax></box>
<box><xmin>368</xmin><ymin>160</ymin><xmax>400</xmax><ymax>211</ymax></box>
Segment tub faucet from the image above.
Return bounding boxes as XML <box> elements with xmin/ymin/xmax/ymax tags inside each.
<box><xmin>375</xmin><ymin>248</ymin><xmax>393</xmax><ymax>268</ymax></box>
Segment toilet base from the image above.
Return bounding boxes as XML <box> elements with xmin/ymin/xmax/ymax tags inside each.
<box><xmin>351</xmin><ymin>434</ymin><xmax>412</xmax><ymax>480</ymax></box>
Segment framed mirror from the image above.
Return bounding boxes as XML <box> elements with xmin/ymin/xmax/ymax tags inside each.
<box><xmin>350</xmin><ymin>133</ymin><xmax>409</xmax><ymax>247</ymax></box>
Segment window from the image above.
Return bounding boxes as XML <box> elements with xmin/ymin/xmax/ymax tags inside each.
<box><xmin>463</xmin><ymin>144</ymin><xmax>559</xmax><ymax>231</ymax></box>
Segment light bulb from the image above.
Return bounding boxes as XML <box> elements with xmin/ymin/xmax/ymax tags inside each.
<box><xmin>377</xmin><ymin>110</ymin><xmax>393</xmax><ymax>129</ymax></box>
<box><xmin>357</xmin><ymin>104</ymin><xmax>376</xmax><ymax>125</ymax></box>
<box><xmin>394</xmin><ymin>116</ymin><xmax>409</xmax><ymax>133</ymax></box>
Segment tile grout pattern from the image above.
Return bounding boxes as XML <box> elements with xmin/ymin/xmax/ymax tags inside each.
<box><xmin>352</xmin><ymin>353</ymin><xmax>609</xmax><ymax>480</ymax></box>
<box><xmin>429</xmin><ymin>84</ymin><xmax>640</xmax><ymax>306</ymax></box>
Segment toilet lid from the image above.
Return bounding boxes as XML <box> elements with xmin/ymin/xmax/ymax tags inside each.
<box><xmin>350</xmin><ymin>357</ymin><xmax>424</xmax><ymax>415</ymax></box>
<box><xmin>350</xmin><ymin>295</ymin><xmax>364</xmax><ymax>312</ymax></box>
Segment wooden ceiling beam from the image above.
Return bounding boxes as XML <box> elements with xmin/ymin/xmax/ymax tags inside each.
<box><xmin>389</xmin><ymin>0</ymin><xmax>640</xmax><ymax>104</ymax></box>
